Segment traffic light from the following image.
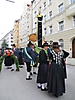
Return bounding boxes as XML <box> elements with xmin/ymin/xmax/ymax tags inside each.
<box><xmin>37</xmin><ymin>14</ymin><xmax>43</xmax><ymax>47</ymax></box>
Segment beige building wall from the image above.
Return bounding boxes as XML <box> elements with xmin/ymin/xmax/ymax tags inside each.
<box><xmin>19</xmin><ymin>3</ymin><xmax>32</xmax><ymax>47</ymax></box>
<box><xmin>13</xmin><ymin>20</ymin><xmax>20</xmax><ymax>48</ymax></box>
<box><xmin>19</xmin><ymin>16</ymin><xmax>23</xmax><ymax>48</ymax></box>
<box><xmin>46</xmin><ymin>28</ymin><xmax>75</xmax><ymax>56</ymax></box>
<box><xmin>32</xmin><ymin>0</ymin><xmax>75</xmax><ymax>58</ymax></box>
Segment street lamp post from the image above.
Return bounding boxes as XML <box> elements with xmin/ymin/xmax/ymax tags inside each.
<box><xmin>37</xmin><ymin>14</ymin><xmax>43</xmax><ymax>47</ymax></box>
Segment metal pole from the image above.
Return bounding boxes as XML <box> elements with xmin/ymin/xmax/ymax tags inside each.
<box><xmin>6</xmin><ymin>0</ymin><xmax>15</xmax><ymax>3</ymax></box>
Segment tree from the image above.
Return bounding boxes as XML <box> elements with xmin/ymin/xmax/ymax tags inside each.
<box><xmin>1</xmin><ymin>39</ymin><xmax>8</xmax><ymax>48</ymax></box>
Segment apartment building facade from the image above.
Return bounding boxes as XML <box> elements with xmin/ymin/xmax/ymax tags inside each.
<box><xmin>19</xmin><ymin>3</ymin><xmax>32</xmax><ymax>47</ymax></box>
<box><xmin>32</xmin><ymin>0</ymin><xmax>75</xmax><ymax>58</ymax></box>
<box><xmin>0</xmin><ymin>30</ymin><xmax>13</xmax><ymax>48</ymax></box>
<box><xmin>13</xmin><ymin>20</ymin><xmax>20</xmax><ymax>48</ymax></box>
<box><xmin>19</xmin><ymin>16</ymin><xmax>23</xmax><ymax>47</ymax></box>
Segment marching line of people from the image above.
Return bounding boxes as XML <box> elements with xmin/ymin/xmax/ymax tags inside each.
<box><xmin>23</xmin><ymin>41</ymin><xmax>69</xmax><ymax>97</ymax></box>
<box><xmin>0</xmin><ymin>44</ymin><xmax>24</xmax><ymax>71</ymax></box>
<box><xmin>0</xmin><ymin>41</ymin><xmax>69</xmax><ymax>98</ymax></box>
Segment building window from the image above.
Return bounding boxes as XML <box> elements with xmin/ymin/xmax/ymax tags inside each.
<box><xmin>49</xmin><ymin>26</ymin><xmax>52</xmax><ymax>34</ymax></box>
<box><xmin>11</xmin><ymin>37</ymin><xmax>13</xmax><ymax>39</ymax></box>
<box><xmin>59</xmin><ymin>39</ymin><xmax>64</xmax><ymax>49</ymax></box>
<box><xmin>44</xmin><ymin>15</ymin><xmax>46</xmax><ymax>22</ymax></box>
<box><xmin>43</xmin><ymin>2</ymin><xmax>46</xmax><ymax>9</ymax></box>
<box><xmin>58</xmin><ymin>3</ymin><xmax>64</xmax><ymax>13</ymax></box>
<box><xmin>27</xmin><ymin>26</ymin><xmax>29</xmax><ymax>28</ymax></box>
<box><xmin>71</xmin><ymin>0</ymin><xmax>75</xmax><ymax>4</ymax></box>
<box><xmin>44</xmin><ymin>28</ymin><xmax>47</xmax><ymax>36</ymax></box>
<box><xmin>11</xmin><ymin>41</ymin><xmax>13</xmax><ymax>43</ymax></box>
<box><xmin>59</xmin><ymin>21</ymin><xmax>64</xmax><ymax>31</ymax></box>
<box><xmin>34</xmin><ymin>11</ymin><xmax>37</xmax><ymax>17</ymax></box>
<box><xmin>48</xmin><ymin>0</ymin><xmax>52</xmax><ymax>5</ymax></box>
<box><xmin>73</xmin><ymin>16</ymin><xmax>75</xmax><ymax>27</ymax></box>
<box><xmin>11</xmin><ymin>34</ymin><xmax>13</xmax><ymax>36</ymax></box>
<box><xmin>49</xmin><ymin>11</ymin><xmax>52</xmax><ymax>19</ymax></box>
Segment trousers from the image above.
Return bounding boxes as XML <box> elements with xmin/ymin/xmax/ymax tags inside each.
<box><xmin>26</xmin><ymin>62</ymin><xmax>31</xmax><ymax>72</ymax></box>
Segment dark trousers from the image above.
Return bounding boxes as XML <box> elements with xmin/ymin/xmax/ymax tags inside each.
<box><xmin>26</xmin><ymin>62</ymin><xmax>31</xmax><ymax>72</ymax></box>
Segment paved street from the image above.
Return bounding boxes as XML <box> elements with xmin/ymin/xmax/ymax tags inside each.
<box><xmin>0</xmin><ymin>64</ymin><xmax>75</xmax><ymax>100</ymax></box>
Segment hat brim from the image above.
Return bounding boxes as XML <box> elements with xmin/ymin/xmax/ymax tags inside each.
<box><xmin>52</xmin><ymin>45</ymin><xmax>60</xmax><ymax>48</ymax></box>
<box><xmin>42</xmin><ymin>44</ymin><xmax>50</xmax><ymax>48</ymax></box>
<box><xmin>11</xmin><ymin>44</ymin><xmax>16</xmax><ymax>47</ymax></box>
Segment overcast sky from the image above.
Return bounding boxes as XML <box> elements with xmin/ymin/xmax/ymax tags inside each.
<box><xmin>0</xmin><ymin>0</ymin><xmax>31</xmax><ymax>39</ymax></box>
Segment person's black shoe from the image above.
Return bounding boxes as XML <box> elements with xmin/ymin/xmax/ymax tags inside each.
<box><xmin>38</xmin><ymin>86</ymin><xmax>41</xmax><ymax>89</ymax></box>
<box><xmin>33</xmin><ymin>72</ymin><xmax>37</xmax><ymax>75</ymax></box>
<box><xmin>45</xmin><ymin>88</ymin><xmax>48</xmax><ymax>91</ymax></box>
<box><xmin>26</xmin><ymin>77</ymin><xmax>32</xmax><ymax>80</ymax></box>
<box><xmin>60</xmin><ymin>93</ymin><xmax>63</xmax><ymax>96</ymax></box>
<box><xmin>41</xmin><ymin>88</ymin><xmax>48</xmax><ymax>91</ymax></box>
<box><xmin>16</xmin><ymin>69</ymin><xmax>19</xmax><ymax>71</ymax></box>
<box><xmin>11</xmin><ymin>69</ymin><xmax>14</xmax><ymax>71</ymax></box>
<box><xmin>7</xmin><ymin>67</ymin><xmax>12</xmax><ymax>69</ymax></box>
<box><xmin>41</xmin><ymin>88</ymin><xmax>45</xmax><ymax>91</ymax></box>
<box><xmin>54</xmin><ymin>95</ymin><xmax>58</xmax><ymax>98</ymax></box>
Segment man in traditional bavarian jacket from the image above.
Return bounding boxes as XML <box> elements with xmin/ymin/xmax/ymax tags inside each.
<box><xmin>23</xmin><ymin>41</ymin><xmax>36</xmax><ymax>80</ymax></box>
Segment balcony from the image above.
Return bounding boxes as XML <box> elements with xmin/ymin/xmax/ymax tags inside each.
<box><xmin>66</xmin><ymin>2</ymin><xmax>75</xmax><ymax>17</ymax></box>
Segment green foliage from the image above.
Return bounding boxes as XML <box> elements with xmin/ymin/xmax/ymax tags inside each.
<box><xmin>11</xmin><ymin>55</ymin><xmax>20</xmax><ymax>71</ymax></box>
<box><xmin>1</xmin><ymin>39</ymin><xmax>8</xmax><ymax>48</ymax></box>
<box><xmin>35</xmin><ymin>45</ymin><xmax>41</xmax><ymax>54</ymax></box>
<box><xmin>0</xmin><ymin>55</ymin><xmax>20</xmax><ymax>72</ymax></box>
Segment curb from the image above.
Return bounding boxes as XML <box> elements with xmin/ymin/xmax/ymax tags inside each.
<box><xmin>66</xmin><ymin>64</ymin><xmax>75</xmax><ymax>66</ymax></box>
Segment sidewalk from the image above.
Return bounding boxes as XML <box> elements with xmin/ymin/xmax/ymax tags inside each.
<box><xmin>66</xmin><ymin>58</ymin><xmax>75</xmax><ymax>66</ymax></box>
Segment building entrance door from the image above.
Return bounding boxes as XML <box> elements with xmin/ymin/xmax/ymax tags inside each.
<box><xmin>72</xmin><ymin>38</ymin><xmax>75</xmax><ymax>58</ymax></box>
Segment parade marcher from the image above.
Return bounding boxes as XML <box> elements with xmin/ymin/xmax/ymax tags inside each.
<box><xmin>23</xmin><ymin>41</ymin><xmax>36</xmax><ymax>80</ymax></box>
<box><xmin>4</xmin><ymin>48</ymin><xmax>13</xmax><ymax>69</ymax></box>
<box><xmin>62</xmin><ymin>50</ymin><xmax>69</xmax><ymax>79</ymax></box>
<box><xmin>11</xmin><ymin>44</ymin><xmax>19</xmax><ymax>71</ymax></box>
<box><xmin>30</xmin><ymin>45</ymin><xmax>38</xmax><ymax>75</ymax></box>
<box><xmin>0</xmin><ymin>48</ymin><xmax>2</xmax><ymax>57</ymax></box>
<box><xmin>59</xmin><ymin>46</ymin><xmax>69</xmax><ymax>79</ymax></box>
<box><xmin>1</xmin><ymin>47</ymin><xmax>4</xmax><ymax>56</ymax></box>
<box><xmin>59</xmin><ymin>46</ymin><xmax>68</xmax><ymax>79</ymax></box>
<box><xmin>48</xmin><ymin>42</ymin><xmax>69</xmax><ymax>97</ymax></box>
<box><xmin>37</xmin><ymin>42</ymin><xmax>49</xmax><ymax>91</ymax></box>
<box><xmin>18</xmin><ymin>48</ymin><xmax>24</xmax><ymax>68</ymax></box>
<box><xmin>12</xmin><ymin>44</ymin><xmax>19</xmax><ymax>57</ymax></box>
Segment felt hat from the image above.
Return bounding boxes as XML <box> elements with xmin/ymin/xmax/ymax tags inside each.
<box><xmin>28</xmin><ymin>41</ymin><xmax>34</xmax><ymax>47</ymax></box>
<box><xmin>42</xmin><ymin>42</ymin><xmax>49</xmax><ymax>48</ymax></box>
<box><xmin>52</xmin><ymin>42</ymin><xmax>60</xmax><ymax>48</ymax></box>
<box><xmin>11</xmin><ymin>44</ymin><xmax>16</xmax><ymax>47</ymax></box>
